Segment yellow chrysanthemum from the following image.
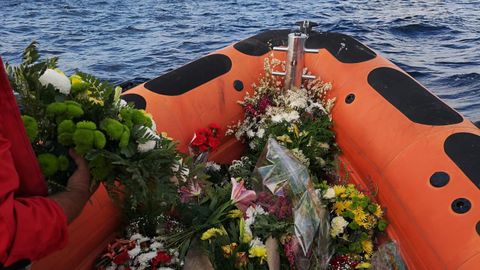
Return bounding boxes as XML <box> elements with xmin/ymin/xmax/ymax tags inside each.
<box><xmin>355</xmin><ymin>262</ymin><xmax>371</xmax><ymax>269</ymax></box>
<box><xmin>333</xmin><ymin>185</ymin><xmax>346</xmax><ymax>196</ymax></box>
<box><xmin>200</xmin><ymin>227</ymin><xmax>226</xmax><ymax>241</ymax></box>
<box><xmin>291</xmin><ymin>124</ymin><xmax>300</xmax><ymax>138</ymax></box>
<box><xmin>352</xmin><ymin>207</ymin><xmax>368</xmax><ymax>226</ymax></box>
<box><xmin>374</xmin><ymin>204</ymin><xmax>383</xmax><ymax>218</ymax></box>
<box><xmin>227</xmin><ymin>209</ymin><xmax>244</xmax><ymax>219</ymax></box>
<box><xmin>249</xmin><ymin>246</ymin><xmax>267</xmax><ymax>264</ymax></box>
<box><xmin>333</xmin><ymin>200</ymin><xmax>352</xmax><ymax>215</ymax></box>
<box><xmin>361</xmin><ymin>240</ymin><xmax>373</xmax><ymax>255</ymax></box>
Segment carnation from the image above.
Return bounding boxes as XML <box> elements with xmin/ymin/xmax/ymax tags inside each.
<box><xmin>323</xmin><ymin>188</ymin><xmax>336</xmax><ymax>199</ymax></box>
<box><xmin>330</xmin><ymin>216</ymin><xmax>349</xmax><ymax>237</ymax></box>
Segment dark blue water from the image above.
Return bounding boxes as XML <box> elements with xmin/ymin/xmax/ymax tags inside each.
<box><xmin>1</xmin><ymin>0</ymin><xmax>479</xmax><ymax>121</ymax></box>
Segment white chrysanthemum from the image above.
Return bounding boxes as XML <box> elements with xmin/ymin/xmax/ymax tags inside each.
<box><xmin>130</xmin><ymin>233</ymin><xmax>144</xmax><ymax>241</ymax></box>
<box><xmin>256</xmin><ymin>128</ymin><xmax>265</xmax><ymax>138</ymax></box>
<box><xmin>284</xmin><ymin>111</ymin><xmax>300</xmax><ymax>122</ymax></box>
<box><xmin>271</xmin><ymin>114</ymin><xmax>283</xmax><ymax>123</ymax></box>
<box><xmin>330</xmin><ymin>216</ymin><xmax>349</xmax><ymax>237</ymax></box>
<box><xmin>138</xmin><ymin>251</ymin><xmax>157</xmax><ymax>265</ymax></box>
<box><xmin>249</xmin><ymin>141</ymin><xmax>256</xmax><ymax>149</ymax></box>
<box><xmin>138</xmin><ymin>140</ymin><xmax>156</xmax><ymax>153</ymax></box>
<box><xmin>247</xmin><ymin>130</ymin><xmax>256</xmax><ymax>138</ymax></box>
<box><xmin>150</xmin><ymin>241</ymin><xmax>164</xmax><ymax>250</ymax></box>
<box><xmin>137</xmin><ymin>127</ymin><xmax>159</xmax><ymax>153</ymax></box>
<box><xmin>39</xmin><ymin>69</ymin><xmax>71</xmax><ymax>94</ymax></box>
<box><xmin>323</xmin><ymin>188</ymin><xmax>335</xmax><ymax>199</ymax></box>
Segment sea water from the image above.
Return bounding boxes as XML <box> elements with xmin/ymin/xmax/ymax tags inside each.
<box><xmin>1</xmin><ymin>0</ymin><xmax>479</xmax><ymax>121</ymax></box>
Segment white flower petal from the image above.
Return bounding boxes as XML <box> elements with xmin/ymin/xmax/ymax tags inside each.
<box><xmin>39</xmin><ymin>69</ymin><xmax>71</xmax><ymax>94</ymax></box>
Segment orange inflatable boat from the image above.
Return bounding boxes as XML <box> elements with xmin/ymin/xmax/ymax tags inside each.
<box><xmin>33</xmin><ymin>29</ymin><xmax>480</xmax><ymax>270</ymax></box>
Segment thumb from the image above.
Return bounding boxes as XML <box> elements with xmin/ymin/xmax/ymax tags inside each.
<box><xmin>69</xmin><ymin>148</ymin><xmax>88</xmax><ymax>169</ymax></box>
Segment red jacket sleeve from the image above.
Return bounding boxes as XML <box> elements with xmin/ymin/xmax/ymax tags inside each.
<box><xmin>0</xmin><ymin>134</ymin><xmax>68</xmax><ymax>267</ymax></box>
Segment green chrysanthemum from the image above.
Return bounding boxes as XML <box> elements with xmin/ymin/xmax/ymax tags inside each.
<box><xmin>21</xmin><ymin>115</ymin><xmax>38</xmax><ymax>142</ymax></box>
<box><xmin>38</xmin><ymin>153</ymin><xmax>59</xmax><ymax>177</ymax></box>
<box><xmin>73</xmin><ymin>121</ymin><xmax>106</xmax><ymax>155</ymax></box>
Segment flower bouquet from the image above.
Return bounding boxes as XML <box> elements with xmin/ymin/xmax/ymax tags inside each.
<box><xmin>7</xmin><ymin>42</ymin><xmax>181</xmax><ymax>208</ymax></box>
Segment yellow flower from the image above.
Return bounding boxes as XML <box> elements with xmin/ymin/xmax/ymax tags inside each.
<box><xmin>276</xmin><ymin>134</ymin><xmax>293</xmax><ymax>143</ymax></box>
<box><xmin>355</xmin><ymin>262</ymin><xmax>371</xmax><ymax>269</ymax></box>
<box><xmin>333</xmin><ymin>200</ymin><xmax>352</xmax><ymax>215</ymax></box>
<box><xmin>373</xmin><ymin>204</ymin><xmax>383</xmax><ymax>218</ymax></box>
<box><xmin>291</xmin><ymin>124</ymin><xmax>300</xmax><ymax>138</ymax></box>
<box><xmin>352</xmin><ymin>207</ymin><xmax>368</xmax><ymax>227</ymax></box>
<box><xmin>221</xmin><ymin>242</ymin><xmax>238</xmax><ymax>258</ymax></box>
<box><xmin>333</xmin><ymin>185</ymin><xmax>346</xmax><ymax>196</ymax></box>
<box><xmin>361</xmin><ymin>240</ymin><xmax>373</xmax><ymax>255</ymax></box>
<box><xmin>200</xmin><ymin>227</ymin><xmax>226</xmax><ymax>241</ymax></box>
<box><xmin>227</xmin><ymin>209</ymin><xmax>244</xmax><ymax>219</ymax></box>
<box><xmin>249</xmin><ymin>246</ymin><xmax>267</xmax><ymax>264</ymax></box>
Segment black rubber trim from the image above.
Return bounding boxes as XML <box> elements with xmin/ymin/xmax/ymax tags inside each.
<box><xmin>143</xmin><ymin>54</ymin><xmax>232</xmax><ymax>96</ymax></box>
<box><xmin>121</xmin><ymin>93</ymin><xmax>146</xmax><ymax>109</ymax></box>
<box><xmin>430</xmin><ymin>172</ymin><xmax>450</xmax><ymax>188</ymax></box>
<box><xmin>444</xmin><ymin>133</ymin><xmax>480</xmax><ymax>190</ymax></box>
<box><xmin>234</xmin><ymin>30</ymin><xmax>376</xmax><ymax>63</ymax></box>
<box><xmin>368</xmin><ymin>67</ymin><xmax>463</xmax><ymax>125</ymax></box>
<box><xmin>305</xmin><ymin>32</ymin><xmax>377</xmax><ymax>63</ymax></box>
<box><xmin>233</xmin><ymin>29</ymin><xmax>290</xmax><ymax>56</ymax></box>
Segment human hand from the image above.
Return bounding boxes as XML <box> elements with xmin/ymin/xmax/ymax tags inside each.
<box><xmin>50</xmin><ymin>149</ymin><xmax>93</xmax><ymax>223</ymax></box>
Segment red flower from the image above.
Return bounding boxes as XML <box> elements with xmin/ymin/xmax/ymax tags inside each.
<box><xmin>196</xmin><ymin>127</ymin><xmax>212</xmax><ymax>137</ymax></box>
<box><xmin>113</xmin><ymin>249</ymin><xmax>130</xmax><ymax>265</ymax></box>
<box><xmin>191</xmin><ymin>134</ymin><xmax>207</xmax><ymax>146</ymax></box>
<box><xmin>208</xmin><ymin>136</ymin><xmax>220</xmax><ymax>150</ymax></box>
<box><xmin>198</xmin><ymin>144</ymin><xmax>209</xmax><ymax>152</ymax></box>
<box><xmin>151</xmin><ymin>251</ymin><xmax>172</xmax><ymax>268</ymax></box>
<box><xmin>208</xmin><ymin>123</ymin><xmax>222</xmax><ymax>132</ymax></box>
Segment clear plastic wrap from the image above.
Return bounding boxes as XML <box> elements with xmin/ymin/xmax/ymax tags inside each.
<box><xmin>254</xmin><ymin>138</ymin><xmax>332</xmax><ymax>269</ymax></box>
<box><xmin>371</xmin><ymin>241</ymin><xmax>406</xmax><ymax>270</ymax></box>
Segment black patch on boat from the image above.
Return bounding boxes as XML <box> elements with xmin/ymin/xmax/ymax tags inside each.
<box><xmin>144</xmin><ymin>54</ymin><xmax>232</xmax><ymax>96</ymax></box>
<box><xmin>121</xmin><ymin>93</ymin><xmax>146</xmax><ymax>109</ymax></box>
<box><xmin>451</xmin><ymin>198</ymin><xmax>471</xmax><ymax>214</ymax></box>
<box><xmin>444</xmin><ymin>133</ymin><xmax>480</xmax><ymax>190</ymax></box>
<box><xmin>430</xmin><ymin>172</ymin><xmax>450</xmax><ymax>188</ymax></box>
<box><xmin>233</xmin><ymin>80</ymin><xmax>244</xmax><ymax>91</ymax></box>
<box><xmin>305</xmin><ymin>32</ymin><xmax>377</xmax><ymax>63</ymax></box>
<box><xmin>345</xmin><ymin>93</ymin><xmax>356</xmax><ymax>104</ymax></box>
<box><xmin>476</xmin><ymin>221</ymin><xmax>480</xmax><ymax>236</ymax></box>
<box><xmin>368</xmin><ymin>67</ymin><xmax>463</xmax><ymax>125</ymax></box>
<box><xmin>1</xmin><ymin>259</ymin><xmax>31</xmax><ymax>270</ymax></box>
<box><xmin>234</xmin><ymin>29</ymin><xmax>290</xmax><ymax>56</ymax></box>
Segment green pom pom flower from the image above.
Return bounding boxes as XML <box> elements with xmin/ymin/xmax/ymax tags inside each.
<box><xmin>57</xmin><ymin>155</ymin><xmax>69</xmax><ymax>171</ymax></box>
<box><xmin>21</xmin><ymin>115</ymin><xmax>38</xmax><ymax>142</ymax></box>
<box><xmin>100</xmin><ymin>118</ymin><xmax>131</xmax><ymax>147</ymax></box>
<box><xmin>100</xmin><ymin>118</ymin><xmax>124</xmax><ymax>140</ymax></box>
<box><xmin>46</xmin><ymin>101</ymin><xmax>84</xmax><ymax>123</ymax></box>
<box><xmin>57</xmin><ymin>120</ymin><xmax>76</xmax><ymax>146</ymax></box>
<box><xmin>73</xmin><ymin>121</ymin><xmax>106</xmax><ymax>155</ymax></box>
<box><xmin>38</xmin><ymin>153</ymin><xmax>59</xmax><ymax>177</ymax></box>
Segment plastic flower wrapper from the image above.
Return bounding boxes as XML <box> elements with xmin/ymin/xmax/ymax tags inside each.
<box><xmin>253</xmin><ymin>137</ymin><xmax>331</xmax><ymax>268</ymax></box>
<box><xmin>370</xmin><ymin>241</ymin><xmax>406</xmax><ymax>270</ymax></box>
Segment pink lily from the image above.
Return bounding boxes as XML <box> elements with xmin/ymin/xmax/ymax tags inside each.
<box><xmin>179</xmin><ymin>180</ymin><xmax>203</xmax><ymax>203</ymax></box>
<box><xmin>230</xmin><ymin>178</ymin><xmax>256</xmax><ymax>211</ymax></box>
